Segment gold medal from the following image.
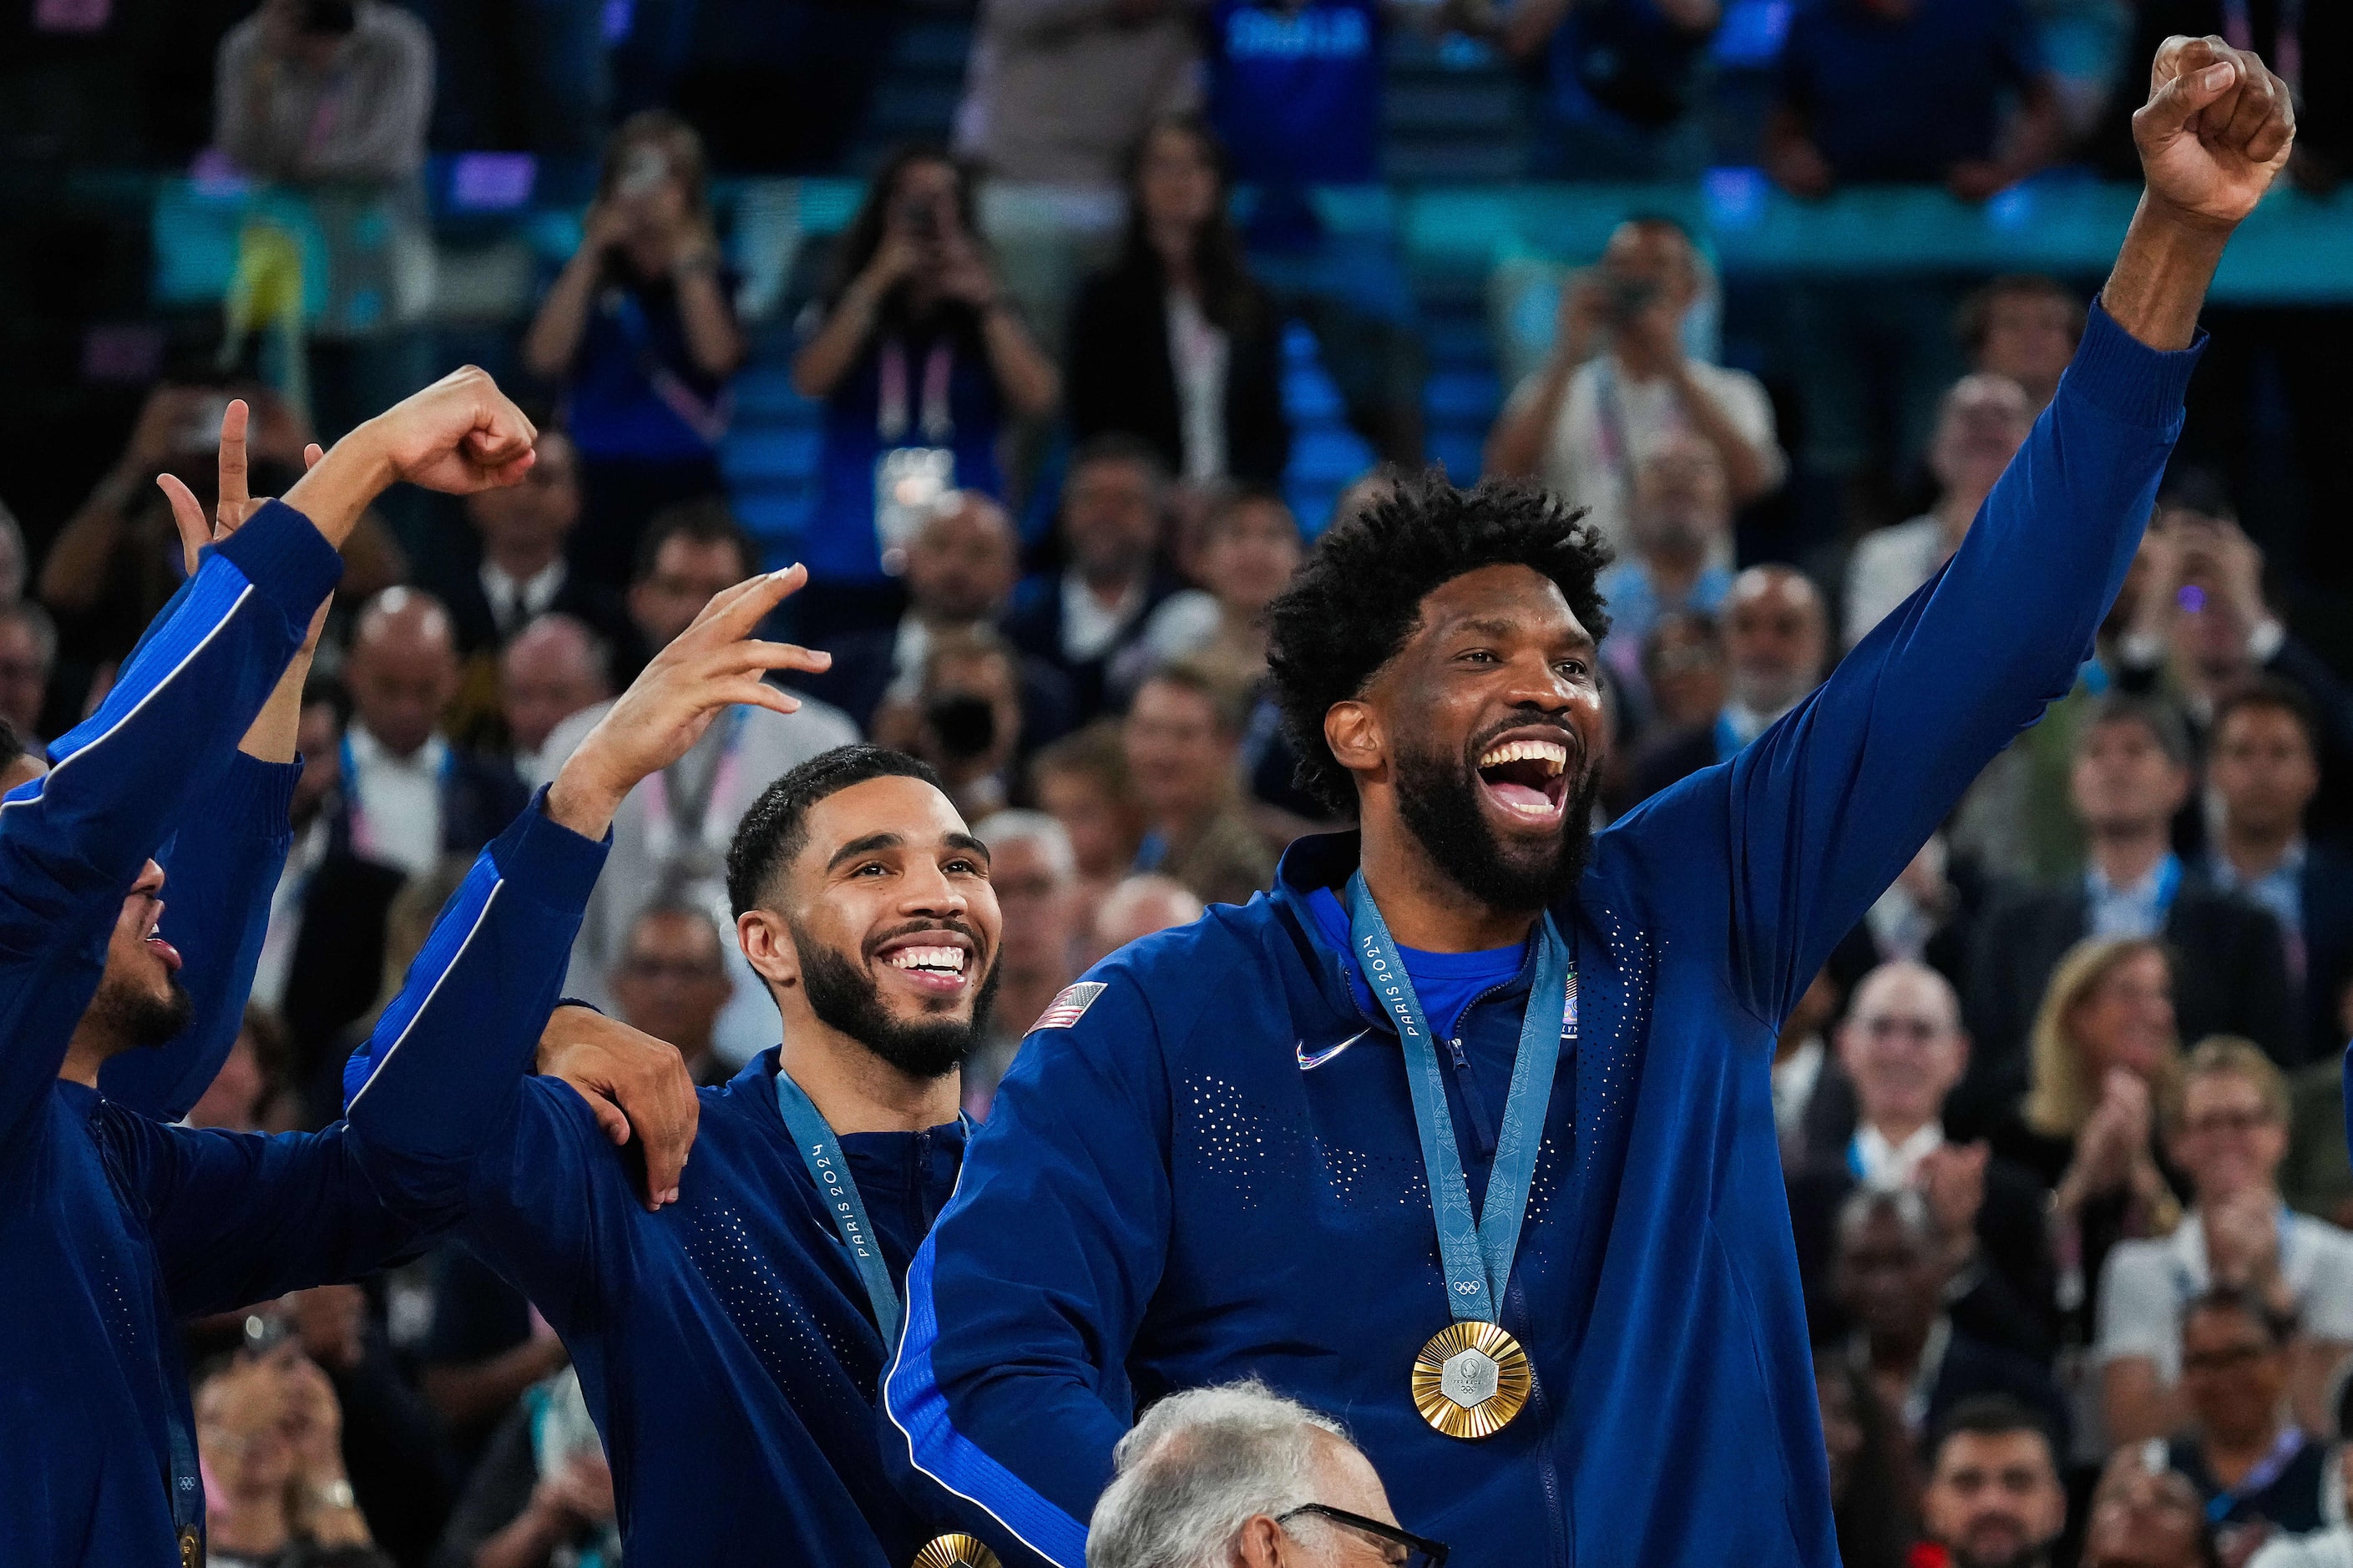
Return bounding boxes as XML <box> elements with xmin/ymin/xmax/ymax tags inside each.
<box><xmin>179</xmin><ymin>1526</ymin><xmax>204</xmax><ymax>1568</ymax></box>
<box><xmin>1411</xmin><ymin>1321</ymin><xmax>1533</xmax><ymax>1440</ymax></box>
<box><xmin>911</xmin><ymin>1534</ymin><xmax>1002</xmax><ymax>1568</ymax></box>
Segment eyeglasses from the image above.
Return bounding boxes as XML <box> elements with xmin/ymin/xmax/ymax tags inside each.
<box><xmin>1276</xmin><ymin>1505</ymin><xmax>1450</xmax><ymax>1568</ymax></box>
<box><xmin>2182</xmin><ymin>1110</ymin><xmax>2276</xmax><ymax>1137</ymax></box>
<box><xmin>2181</xmin><ymin>1342</ymin><xmax>2274</xmax><ymax>1375</ymax></box>
<box><xmin>1855</xmin><ymin>1015</ymin><xmax>1944</xmax><ymax>1044</ymax></box>
<box><xmin>619</xmin><ymin>957</ymin><xmax>723</xmax><ymax>982</ymax></box>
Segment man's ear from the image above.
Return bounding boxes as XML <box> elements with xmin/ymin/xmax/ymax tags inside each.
<box><xmin>737</xmin><ymin>908</ymin><xmax>800</xmax><ymax>994</ymax></box>
<box><xmin>1323</xmin><ymin>699</ymin><xmax>1384</xmax><ymax>784</ymax></box>
<box><xmin>1233</xmin><ymin>1514</ymin><xmax>1288</xmax><ymax>1568</ymax></box>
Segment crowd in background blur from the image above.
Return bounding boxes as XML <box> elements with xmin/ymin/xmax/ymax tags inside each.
<box><xmin>4</xmin><ymin>2</ymin><xmax>2353</xmax><ymax>1565</ymax></box>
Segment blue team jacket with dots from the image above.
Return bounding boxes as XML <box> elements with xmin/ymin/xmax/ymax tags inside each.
<box><xmin>885</xmin><ymin>304</ymin><xmax>2204</xmax><ymax>1568</ymax></box>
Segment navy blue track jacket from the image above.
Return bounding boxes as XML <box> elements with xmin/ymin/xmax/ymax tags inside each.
<box><xmin>0</xmin><ymin>502</ymin><xmax>431</xmax><ymax>1565</ymax></box>
<box><xmin>883</xmin><ymin>304</ymin><xmax>2204</xmax><ymax>1568</ymax></box>
<box><xmin>341</xmin><ymin>802</ymin><xmax>969</xmax><ymax>1567</ymax></box>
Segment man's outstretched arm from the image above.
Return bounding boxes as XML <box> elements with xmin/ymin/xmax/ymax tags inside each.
<box><xmin>1624</xmin><ymin>36</ymin><xmax>2295</xmax><ymax>1025</ymax></box>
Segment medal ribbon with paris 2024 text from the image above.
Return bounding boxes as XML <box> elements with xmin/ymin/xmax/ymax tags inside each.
<box><xmin>1347</xmin><ymin>871</ymin><xmax>1574</xmax><ymax>1438</ymax></box>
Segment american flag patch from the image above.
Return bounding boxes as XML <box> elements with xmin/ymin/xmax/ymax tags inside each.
<box><xmin>1032</xmin><ymin>981</ymin><xmax>1108</xmax><ymax>1031</ymax></box>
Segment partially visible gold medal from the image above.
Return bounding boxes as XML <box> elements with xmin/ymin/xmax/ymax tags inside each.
<box><xmin>1411</xmin><ymin>1321</ymin><xmax>1533</xmax><ymax>1440</ymax></box>
<box><xmin>179</xmin><ymin>1526</ymin><xmax>204</xmax><ymax>1568</ymax></box>
<box><xmin>912</xmin><ymin>1534</ymin><xmax>1002</xmax><ymax>1568</ymax></box>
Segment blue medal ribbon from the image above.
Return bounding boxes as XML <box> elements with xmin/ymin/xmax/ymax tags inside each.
<box><xmin>774</xmin><ymin>1071</ymin><xmax>910</xmax><ymax>1352</ymax></box>
<box><xmin>1347</xmin><ymin>872</ymin><xmax>1574</xmax><ymax>1325</ymax></box>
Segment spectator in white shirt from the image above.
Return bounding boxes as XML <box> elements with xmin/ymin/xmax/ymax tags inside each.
<box><xmin>214</xmin><ymin>0</ymin><xmax>434</xmax><ymax>187</ymax></box>
<box><xmin>500</xmin><ymin>614</ymin><xmax>611</xmax><ymax>789</ymax></box>
<box><xmin>1846</xmin><ymin>374</ymin><xmax>2035</xmax><ymax>649</ymax></box>
<box><xmin>2098</xmin><ymin>1037</ymin><xmax>2353</xmax><ymax>1445</ymax></box>
<box><xmin>1485</xmin><ymin>216</ymin><xmax>1785</xmax><ymax>555</ymax></box>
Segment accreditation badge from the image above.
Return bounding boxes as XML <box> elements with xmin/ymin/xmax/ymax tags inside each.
<box><xmin>1411</xmin><ymin>1321</ymin><xmax>1534</xmax><ymax>1440</ymax></box>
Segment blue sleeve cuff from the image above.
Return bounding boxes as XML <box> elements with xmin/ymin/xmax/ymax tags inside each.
<box><xmin>486</xmin><ymin>786</ymin><xmax>610</xmax><ymax>910</ymax></box>
<box><xmin>2063</xmin><ymin>299</ymin><xmax>2208</xmax><ymax>430</ymax></box>
<box><xmin>215</xmin><ymin>753</ymin><xmax>303</xmax><ymax>836</ymax></box>
<box><xmin>213</xmin><ymin>499</ymin><xmax>345</xmax><ymax>628</ymax></box>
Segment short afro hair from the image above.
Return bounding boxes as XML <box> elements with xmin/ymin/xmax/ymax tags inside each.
<box><xmin>1265</xmin><ymin>473</ymin><xmax>1611</xmax><ymax>816</ymax></box>
<box><xmin>725</xmin><ymin>745</ymin><xmax>944</xmax><ymax>918</ymax></box>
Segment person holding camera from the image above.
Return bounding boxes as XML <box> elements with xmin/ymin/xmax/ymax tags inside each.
<box><xmin>1483</xmin><ymin>215</ymin><xmax>1784</xmax><ymax>556</ymax></box>
<box><xmin>522</xmin><ymin>112</ymin><xmax>746</xmax><ymax>589</ymax></box>
<box><xmin>792</xmin><ymin>145</ymin><xmax>1060</xmax><ymax>645</ymax></box>
<box><xmin>871</xmin><ymin>626</ymin><xmax>1030</xmax><ymax>823</ymax></box>
<box><xmin>215</xmin><ymin>0</ymin><xmax>433</xmax><ymax>188</ymax></box>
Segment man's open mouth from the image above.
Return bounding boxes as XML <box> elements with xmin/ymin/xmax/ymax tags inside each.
<box><xmin>1474</xmin><ymin>734</ymin><xmax>1572</xmax><ymax>825</ymax></box>
<box><xmin>874</xmin><ymin>931</ymin><xmax>975</xmax><ymax>996</ymax></box>
<box><xmin>144</xmin><ymin>920</ymin><xmax>183</xmax><ymax>973</ymax></box>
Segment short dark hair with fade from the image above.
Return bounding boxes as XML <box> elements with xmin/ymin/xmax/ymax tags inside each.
<box><xmin>1265</xmin><ymin>474</ymin><xmax>1612</xmax><ymax>816</ymax></box>
<box><xmin>725</xmin><ymin>746</ymin><xmax>944</xmax><ymax>918</ymax></box>
<box><xmin>634</xmin><ymin>496</ymin><xmax>758</xmax><ymax>586</ymax></box>
<box><xmin>1925</xmin><ymin>1394</ymin><xmax>2057</xmax><ymax>1476</ymax></box>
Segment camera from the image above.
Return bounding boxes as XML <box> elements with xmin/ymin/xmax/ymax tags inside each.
<box><xmin>896</xmin><ymin>196</ymin><xmax>942</xmax><ymax>245</ymax></box>
<box><xmin>1601</xmin><ymin>276</ymin><xmax>1659</xmax><ymax>326</ymax></box>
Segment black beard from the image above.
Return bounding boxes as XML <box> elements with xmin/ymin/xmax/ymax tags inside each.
<box><xmin>1391</xmin><ymin>731</ymin><xmax>1598</xmax><ymax>913</ymax></box>
<box><xmin>1949</xmin><ymin>1543</ymin><xmax>2052</xmax><ymax>1568</ymax></box>
<box><xmin>87</xmin><ymin>973</ymin><xmax>195</xmax><ymax>1052</ymax></box>
<box><xmin>790</xmin><ymin>921</ymin><xmax>1000</xmax><ymax>1081</ymax></box>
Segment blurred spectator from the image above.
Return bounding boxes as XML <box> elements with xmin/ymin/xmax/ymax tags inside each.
<box><xmin>2098</xmin><ymin>1039</ymin><xmax>2353</xmax><ymax>1446</ymax></box>
<box><xmin>1628</xmin><ymin>564</ymin><xmax>1827</xmax><ymax>803</ymax></box>
<box><xmin>2249</xmin><ymin>1456</ymin><xmax>2353</xmax><ymax>1568</ymax></box>
<box><xmin>1639</xmin><ymin>609</ymin><xmax>1728</xmax><ymax>732</ymax></box>
<box><xmin>2080</xmin><ymin>1444</ymin><xmax>2224</xmax><ymax>1568</ymax></box>
<box><xmin>609</xmin><ymin>903</ymin><xmax>737</xmax><ymax>1090</ymax></box>
<box><xmin>39</xmin><ymin>385</ymin><xmax>401</xmax><ymax>676</ymax></box>
<box><xmin>214</xmin><ymin>0</ymin><xmax>432</xmax><ymax>185</ymax></box>
<box><xmin>1765</xmin><ymin>0</ymin><xmax>2062</xmax><ymax>200</ymax></box>
<box><xmin>1092</xmin><ymin>873</ymin><xmax>1208</xmax><ymax>962</ymax></box>
<box><xmin>498</xmin><ymin>616</ymin><xmax>612</xmax><ymax>790</ymax></box>
<box><xmin>544</xmin><ymin>504</ymin><xmax>859</xmax><ymax>1050</ymax></box>
<box><xmin>410</xmin><ymin>0</ymin><xmax>607</xmax><ymax>159</ymax></box>
<box><xmin>1958</xmin><ymin>276</ymin><xmax>2085</xmax><ymax>417</ymax></box>
<box><xmin>792</xmin><ymin>145</ymin><xmax>1059</xmax><ymax>640</ymax></box>
<box><xmin>965</xmin><ymin>810</ymin><xmax>1083</xmax><ymax>1116</ymax></box>
<box><xmin>2166</xmin><ymin>1288</ymin><xmax>2340</xmax><ymax>1548</ymax></box>
<box><xmin>1775</xmin><ymin>968</ymin><xmax>1841</xmax><ymax>1163</ymax></box>
<box><xmin>1844</xmin><ymin>374</ymin><xmax>2034</xmax><ymax>649</ymax></box>
<box><xmin>252</xmin><ymin>677</ymin><xmax>407</xmax><ymax>1107</ymax></box>
<box><xmin>1006</xmin><ymin>435</ymin><xmax>1186</xmax><ymax>722</ymax></box>
<box><xmin>2116</xmin><ymin>494</ymin><xmax>2353</xmax><ymax>847</ymax></box>
<box><xmin>433</xmin><ymin>432</ymin><xmax>635</xmax><ymax>662</ymax></box>
<box><xmin>1595</xmin><ymin>434</ymin><xmax>1734</xmax><ymax>710</ymax></box>
<box><xmin>1815</xmin><ymin>1353</ymin><xmax>1920</xmax><ymax>1568</ymax></box>
<box><xmin>873</xmin><ymin>627</ymin><xmax>1030</xmax><ymax>822</ymax></box>
<box><xmin>1966</xmin><ymin>695</ymin><xmax>2293</xmax><ymax>1099</ymax></box>
<box><xmin>335</xmin><ymin>589</ymin><xmax>530</xmax><ymax>881</ymax></box>
<box><xmin>1836</xmin><ymin>834</ymin><xmax>1975</xmax><ymax>1001</ymax></box>
<box><xmin>419</xmin><ymin>1239</ymin><xmax>565</xmax><ymax>1477</ymax></box>
<box><xmin>522</xmin><ymin>113</ymin><xmax>744</xmax><ymax>589</ymax></box>
<box><xmin>0</xmin><ymin>599</ymin><xmax>56</xmax><ymax>747</ymax></box>
<box><xmin>0</xmin><ymin>500</ymin><xmax>26</xmax><ymax>603</ymax></box>
<box><xmin>1068</xmin><ymin>116</ymin><xmax>1289</xmax><ymax>491</ymax></box>
<box><xmin>430</xmin><ymin>1368</ymin><xmax>615</xmax><ymax>1568</ymax></box>
<box><xmin>1031</xmin><ymin>721</ymin><xmax>1149</xmax><ymax>912</ymax></box>
<box><xmin>1834</xmin><ymin>1187</ymin><xmax>2070</xmax><ymax>1454</ymax></box>
<box><xmin>2207</xmin><ymin>681</ymin><xmax>2353</xmax><ymax>1065</ymax></box>
<box><xmin>1128</xmin><ymin>485</ymin><xmax>1303</xmax><ymax>685</ymax></box>
<box><xmin>798</xmin><ymin>492</ymin><xmax>1076</xmax><ymax>754</ymax></box>
<box><xmin>1203</xmin><ymin>0</ymin><xmax>1390</xmax><ymax>188</ymax></box>
<box><xmin>1789</xmin><ymin>963</ymin><xmax>2056</xmax><ymax>1358</ymax></box>
<box><xmin>1500</xmin><ymin>0</ymin><xmax>1722</xmax><ymax>180</ymax></box>
<box><xmin>2282</xmin><ymin>973</ymin><xmax>2353</xmax><ymax>1230</ymax></box>
<box><xmin>0</xmin><ymin>716</ymin><xmax>45</xmax><ymax>794</ymax></box>
<box><xmin>957</xmin><ymin>0</ymin><xmax>1203</xmax><ymax>341</ymax></box>
<box><xmin>195</xmin><ymin>1353</ymin><xmax>392</xmax><ymax>1568</ymax></box>
<box><xmin>1485</xmin><ymin>218</ymin><xmax>1784</xmax><ymax>556</ymax></box>
<box><xmin>1124</xmin><ymin>661</ymin><xmax>1276</xmax><ymax>908</ymax></box>
<box><xmin>187</xmin><ymin>1006</ymin><xmax>300</xmax><ymax>1136</ymax></box>
<box><xmin>1986</xmin><ymin>938</ymin><xmax>2185</xmax><ymax>1380</ymax></box>
<box><xmin>1920</xmin><ymin>1396</ymin><xmax>2068</xmax><ymax>1568</ymax></box>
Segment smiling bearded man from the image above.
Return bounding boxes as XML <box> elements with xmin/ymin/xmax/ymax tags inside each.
<box><xmin>883</xmin><ymin>35</ymin><xmax>2301</xmax><ymax>1568</ymax></box>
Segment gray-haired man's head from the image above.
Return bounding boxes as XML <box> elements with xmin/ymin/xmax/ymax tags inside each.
<box><xmin>1086</xmin><ymin>1382</ymin><xmax>1414</xmax><ymax>1568</ymax></box>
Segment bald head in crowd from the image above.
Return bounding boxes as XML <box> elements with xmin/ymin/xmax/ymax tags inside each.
<box><xmin>1837</xmin><ymin>961</ymin><xmax>1970</xmax><ymax>1143</ymax></box>
<box><xmin>1930</xmin><ymin>375</ymin><xmax>2034</xmax><ymax>517</ymax></box>
<box><xmin>1094</xmin><ymin>874</ymin><xmax>1205</xmax><ymax>959</ymax></box>
<box><xmin>502</xmin><ymin>614</ymin><xmax>610</xmax><ymax>768</ymax></box>
<box><xmin>1724</xmin><ymin>565</ymin><xmax>1828</xmax><ymax>719</ymax></box>
<box><xmin>906</xmin><ymin>493</ymin><xmax>1020</xmax><ymax>628</ymax></box>
<box><xmin>348</xmin><ymin>589</ymin><xmax>460</xmax><ymax>760</ymax></box>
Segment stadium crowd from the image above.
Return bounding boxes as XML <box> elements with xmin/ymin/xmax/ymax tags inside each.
<box><xmin>2</xmin><ymin>3</ymin><xmax>2349</xmax><ymax>1567</ymax></box>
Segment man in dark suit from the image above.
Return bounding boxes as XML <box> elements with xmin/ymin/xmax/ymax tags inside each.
<box><xmin>1629</xmin><ymin>564</ymin><xmax>1828</xmax><ymax>803</ymax></box>
<box><xmin>1961</xmin><ymin>695</ymin><xmax>2291</xmax><ymax>1131</ymax></box>
<box><xmin>1789</xmin><ymin>962</ymin><xmax>2056</xmax><ymax>1360</ymax></box>
<box><xmin>799</xmin><ymin>490</ymin><xmax>1075</xmax><ymax>761</ymax></box>
<box><xmin>427</xmin><ymin>429</ymin><xmax>639</xmax><ymax>665</ymax></box>
<box><xmin>248</xmin><ymin>676</ymin><xmax>407</xmax><ymax>1118</ymax></box>
<box><xmin>2206</xmin><ymin>679</ymin><xmax>2353</xmax><ymax>1065</ymax></box>
<box><xmin>1004</xmin><ymin>434</ymin><xmax>1184</xmax><ymax>725</ymax></box>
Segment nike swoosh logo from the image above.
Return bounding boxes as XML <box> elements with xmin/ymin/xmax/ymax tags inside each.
<box><xmin>1297</xmin><ymin>1029</ymin><xmax>1369</xmax><ymax>1071</ymax></box>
